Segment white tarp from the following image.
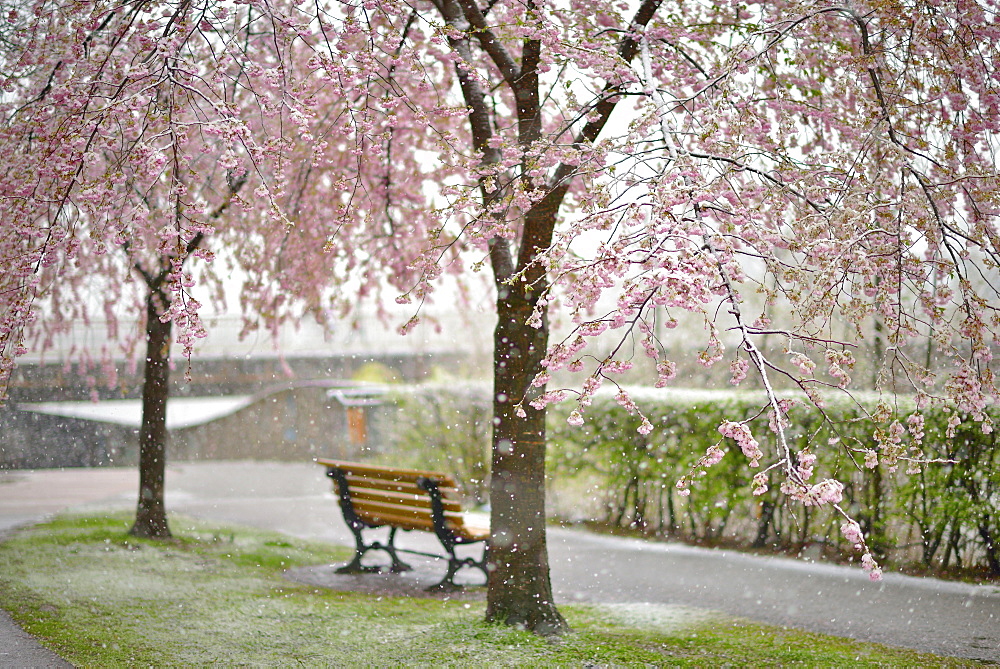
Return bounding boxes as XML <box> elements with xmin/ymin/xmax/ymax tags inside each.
<box><xmin>17</xmin><ymin>396</ymin><xmax>254</xmax><ymax>430</ymax></box>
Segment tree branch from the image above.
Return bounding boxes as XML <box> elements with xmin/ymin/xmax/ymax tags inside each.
<box><xmin>454</xmin><ymin>0</ymin><xmax>520</xmax><ymax>86</ymax></box>
<box><xmin>519</xmin><ymin>0</ymin><xmax>664</xmax><ymax>276</ymax></box>
<box><xmin>546</xmin><ymin>0</ymin><xmax>663</xmax><ymax>194</ymax></box>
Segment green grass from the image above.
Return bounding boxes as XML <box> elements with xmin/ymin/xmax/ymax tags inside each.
<box><xmin>0</xmin><ymin>513</ymin><xmax>970</xmax><ymax>667</ymax></box>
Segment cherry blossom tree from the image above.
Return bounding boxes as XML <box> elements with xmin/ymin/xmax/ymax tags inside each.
<box><xmin>4</xmin><ymin>3</ymin><xmax>305</xmax><ymax>539</ymax></box>
<box><xmin>290</xmin><ymin>0</ymin><xmax>998</xmax><ymax>633</ymax></box>
<box><xmin>292</xmin><ymin>0</ymin><xmax>1000</xmax><ymax>632</ymax></box>
<box><xmin>0</xmin><ymin>0</ymin><xmax>416</xmax><ymax>538</ymax></box>
<box><xmin>3</xmin><ymin>0</ymin><xmax>998</xmax><ymax>636</ymax></box>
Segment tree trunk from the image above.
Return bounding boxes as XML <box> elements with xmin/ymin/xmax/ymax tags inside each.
<box><xmin>665</xmin><ymin>483</ymin><xmax>677</xmax><ymax>535</ymax></box>
<box><xmin>129</xmin><ymin>288</ymin><xmax>172</xmax><ymax>539</ymax></box>
<box><xmin>978</xmin><ymin>519</ymin><xmax>1000</xmax><ymax>577</ymax></box>
<box><xmin>437</xmin><ymin>0</ymin><xmax>662</xmax><ymax>635</ymax></box>
<box><xmin>485</xmin><ymin>282</ymin><xmax>567</xmax><ymax>635</ymax></box>
<box><xmin>752</xmin><ymin>500</ymin><xmax>776</xmax><ymax>548</ymax></box>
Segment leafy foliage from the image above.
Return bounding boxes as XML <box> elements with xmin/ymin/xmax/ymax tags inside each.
<box><xmin>547</xmin><ymin>389</ymin><xmax>1000</xmax><ymax>577</ymax></box>
<box><xmin>385</xmin><ymin>382</ymin><xmax>1000</xmax><ymax>577</ymax></box>
<box><xmin>386</xmin><ymin>383</ymin><xmax>493</xmax><ymax>505</ymax></box>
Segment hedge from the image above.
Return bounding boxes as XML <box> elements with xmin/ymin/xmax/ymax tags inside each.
<box><xmin>387</xmin><ymin>384</ymin><xmax>1000</xmax><ymax>577</ymax></box>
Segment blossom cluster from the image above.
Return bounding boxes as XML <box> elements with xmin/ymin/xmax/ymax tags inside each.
<box><xmin>718</xmin><ymin>420</ymin><xmax>763</xmax><ymax>467</ymax></box>
<box><xmin>781</xmin><ymin>478</ymin><xmax>845</xmax><ymax>507</ymax></box>
<box><xmin>841</xmin><ymin>521</ymin><xmax>883</xmax><ymax>582</ymax></box>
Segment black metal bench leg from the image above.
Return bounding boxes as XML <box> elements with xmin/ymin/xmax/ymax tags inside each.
<box><xmin>427</xmin><ymin>557</ymin><xmax>463</xmax><ymax>592</ymax></box>
<box><xmin>337</xmin><ymin>526</ymin><xmax>413</xmax><ymax>574</ymax></box>
<box><xmin>385</xmin><ymin>527</ymin><xmax>413</xmax><ymax>573</ymax></box>
<box><xmin>336</xmin><ymin>553</ymin><xmax>381</xmax><ymax>574</ymax></box>
<box><xmin>336</xmin><ymin>522</ymin><xmax>382</xmax><ymax>574</ymax></box>
<box><xmin>425</xmin><ymin>545</ymin><xmax>488</xmax><ymax>591</ymax></box>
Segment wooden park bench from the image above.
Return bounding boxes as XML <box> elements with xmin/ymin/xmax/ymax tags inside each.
<box><xmin>316</xmin><ymin>458</ymin><xmax>490</xmax><ymax>590</ymax></box>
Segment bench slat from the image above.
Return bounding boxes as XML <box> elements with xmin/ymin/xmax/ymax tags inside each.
<box><xmin>342</xmin><ymin>486</ymin><xmax>464</xmax><ymax>514</ymax></box>
<box><xmin>317</xmin><ymin>458</ymin><xmax>459</xmax><ymax>487</ymax></box>
<box><xmin>355</xmin><ymin>508</ymin><xmax>488</xmax><ymax>542</ymax></box>
<box><xmin>338</xmin><ymin>477</ymin><xmax>422</xmax><ymax>496</ymax></box>
<box><xmin>350</xmin><ymin>496</ymin><xmax>463</xmax><ymax>523</ymax></box>
<box><xmin>355</xmin><ymin>508</ymin><xmax>474</xmax><ymax>539</ymax></box>
<box><xmin>357</xmin><ymin>509</ymin><xmax>437</xmax><ymax>533</ymax></box>
<box><xmin>340</xmin><ymin>475</ymin><xmax>462</xmax><ymax>500</ymax></box>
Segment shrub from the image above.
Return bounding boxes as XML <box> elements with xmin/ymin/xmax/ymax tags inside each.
<box><xmin>385</xmin><ymin>382</ymin><xmax>493</xmax><ymax>505</ymax></box>
<box><xmin>548</xmin><ymin>388</ymin><xmax>1000</xmax><ymax>576</ymax></box>
<box><xmin>385</xmin><ymin>384</ymin><xmax>1000</xmax><ymax>577</ymax></box>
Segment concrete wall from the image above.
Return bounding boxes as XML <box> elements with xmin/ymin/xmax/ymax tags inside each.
<box><xmin>1</xmin><ymin>382</ymin><xmax>392</xmax><ymax>470</ymax></box>
<box><xmin>4</xmin><ymin>352</ymin><xmax>468</xmax><ymax>403</ymax></box>
<box><xmin>1</xmin><ymin>351</ymin><xmax>460</xmax><ymax>469</ymax></box>
<box><xmin>170</xmin><ymin>384</ymin><xmax>391</xmax><ymax>463</ymax></box>
<box><xmin>0</xmin><ymin>410</ymin><xmax>136</xmax><ymax>469</ymax></box>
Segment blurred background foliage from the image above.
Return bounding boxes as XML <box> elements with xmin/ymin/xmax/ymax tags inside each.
<box><xmin>384</xmin><ymin>383</ymin><xmax>1000</xmax><ymax>579</ymax></box>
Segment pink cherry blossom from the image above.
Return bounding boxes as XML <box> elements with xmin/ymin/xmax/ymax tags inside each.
<box><xmin>841</xmin><ymin>521</ymin><xmax>864</xmax><ymax>546</ymax></box>
<box><xmin>3</xmin><ymin>0</ymin><xmax>998</xmax><ymax>611</ymax></box>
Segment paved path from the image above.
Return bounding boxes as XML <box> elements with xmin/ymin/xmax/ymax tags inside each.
<box><xmin>547</xmin><ymin>529</ymin><xmax>999</xmax><ymax>661</ymax></box>
<box><xmin>1</xmin><ymin>462</ymin><xmax>998</xmax><ymax>665</ymax></box>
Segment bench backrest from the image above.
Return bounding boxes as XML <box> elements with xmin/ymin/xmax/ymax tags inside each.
<box><xmin>316</xmin><ymin>458</ymin><xmax>470</xmax><ymax>535</ymax></box>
